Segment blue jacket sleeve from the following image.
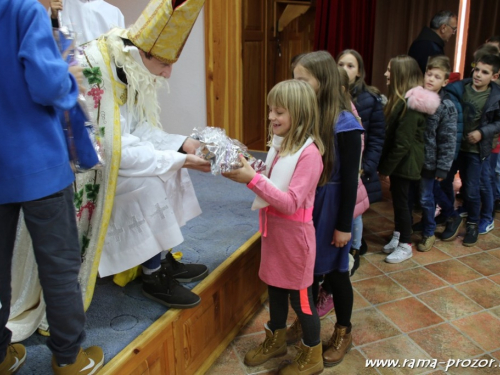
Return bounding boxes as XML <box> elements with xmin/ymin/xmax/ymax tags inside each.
<box><xmin>17</xmin><ymin>2</ymin><xmax>78</xmax><ymax>110</ymax></box>
<box><xmin>356</xmin><ymin>92</ymin><xmax>385</xmax><ymax>178</ymax></box>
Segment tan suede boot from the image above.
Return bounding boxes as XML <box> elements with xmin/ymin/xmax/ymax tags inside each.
<box><xmin>278</xmin><ymin>340</ymin><xmax>324</xmax><ymax>375</ymax></box>
<box><xmin>322</xmin><ymin>323</ymin><xmax>352</xmax><ymax>367</ymax></box>
<box><xmin>244</xmin><ymin>323</ymin><xmax>287</xmax><ymax>366</ymax></box>
<box><xmin>286</xmin><ymin>317</ymin><xmax>303</xmax><ymax>345</ymax></box>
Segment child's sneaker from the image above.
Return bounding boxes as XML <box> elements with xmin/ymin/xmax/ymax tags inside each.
<box><xmin>463</xmin><ymin>223</ymin><xmax>479</xmax><ymax>247</ymax></box>
<box><xmin>478</xmin><ymin>219</ymin><xmax>494</xmax><ymax>235</ymax></box>
<box><xmin>52</xmin><ymin>346</ymin><xmax>104</xmax><ymax>375</ymax></box>
<box><xmin>0</xmin><ymin>344</ymin><xmax>26</xmax><ymax>374</ymax></box>
<box><xmin>316</xmin><ymin>286</ymin><xmax>334</xmax><ymax>319</ymax></box>
<box><xmin>441</xmin><ymin>215</ymin><xmax>463</xmax><ymax>241</ymax></box>
<box><xmin>417</xmin><ymin>235</ymin><xmax>435</xmax><ymax>252</ymax></box>
<box><xmin>383</xmin><ymin>232</ymin><xmax>400</xmax><ymax>254</ymax></box>
<box><xmin>385</xmin><ymin>243</ymin><xmax>413</xmax><ymax>263</ymax></box>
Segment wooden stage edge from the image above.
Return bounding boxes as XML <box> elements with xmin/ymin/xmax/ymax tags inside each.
<box><xmin>100</xmin><ymin>232</ymin><xmax>267</xmax><ymax>375</ymax></box>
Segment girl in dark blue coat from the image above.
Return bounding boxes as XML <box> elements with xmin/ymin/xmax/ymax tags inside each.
<box><xmin>338</xmin><ymin>50</ymin><xmax>386</xmax><ymax>262</ymax></box>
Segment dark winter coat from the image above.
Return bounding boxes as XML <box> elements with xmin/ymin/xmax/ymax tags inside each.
<box><xmin>445</xmin><ymin>79</ymin><xmax>500</xmax><ymax>160</ymax></box>
<box><xmin>379</xmin><ymin>87</ymin><xmax>441</xmax><ymax>180</ymax></box>
<box><xmin>422</xmin><ymin>90</ymin><xmax>458</xmax><ymax>179</ymax></box>
<box><xmin>353</xmin><ymin>89</ymin><xmax>386</xmax><ymax>203</ymax></box>
<box><xmin>408</xmin><ymin>27</ymin><xmax>445</xmax><ymax>74</ymax></box>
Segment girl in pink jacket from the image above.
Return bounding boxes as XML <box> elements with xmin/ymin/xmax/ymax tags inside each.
<box><xmin>223</xmin><ymin>80</ymin><xmax>325</xmax><ymax>374</ymax></box>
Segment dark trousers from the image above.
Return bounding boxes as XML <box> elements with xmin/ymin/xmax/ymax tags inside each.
<box><xmin>390</xmin><ymin>175</ymin><xmax>412</xmax><ymax>243</ymax></box>
<box><xmin>0</xmin><ymin>185</ymin><xmax>85</xmax><ymax>364</ymax></box>
<box><xmin>459</xmin><ymin>152</ymin><xmax>490</xmax><ymax>224</ymax></box>
<box><xmin>323</xmin><ymin>270</ymin><xmax>353</xmax><ymax>328</ymax></box>
<box><xmin>440</xmin><ymin>158</ymin><xmax>460</xmax><ymax>205</ymax></box>
<box><xmin>268</xmin><ymin>285</ymin><xmax>320</xmax><ymax>346</ymax></box>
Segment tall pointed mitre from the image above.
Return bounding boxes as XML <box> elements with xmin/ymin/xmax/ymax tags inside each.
<box><xmin>127</xmin><ymin>0</ymin><xmax>205</xmax><ymax>64</ymax></box>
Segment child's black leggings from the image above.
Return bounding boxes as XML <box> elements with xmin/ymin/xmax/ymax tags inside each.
<box><xmin>268</xmin><ymin>285</ymin><xmax>320</xmax><ymax>347</ymax></box>
<box><xmin>313</xmin><ymin>270</ymin><xmax>353</xmax><ymax>328</ymax></box>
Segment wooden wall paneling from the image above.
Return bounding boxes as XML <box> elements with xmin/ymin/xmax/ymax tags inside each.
<box><xmin>205</xmin><ymin>0</ymin><xmax>243</xmax><ymax>140</ymax></box>
<box><xmin>242</xmin><ymin>0</ymin><xmax>267</xmax><ymax>150</ymax></box>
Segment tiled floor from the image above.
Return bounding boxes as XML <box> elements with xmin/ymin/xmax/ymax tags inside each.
<box><xmin>206</xmin><ymin>180</ymin><xmax>500</xmax><ymax>374</ymax></box>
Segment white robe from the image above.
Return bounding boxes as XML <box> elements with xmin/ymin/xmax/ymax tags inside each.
<box><xmin>57</xmin><ymin>0</ymin><xmax>125</xmax><ymax>45</ymax></box>
<box><xmin>98</xmin><ymin>104</ymin><xmax>202</xmax><ymax>276</ymax></box>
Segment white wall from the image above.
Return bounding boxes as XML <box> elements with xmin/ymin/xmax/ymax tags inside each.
<box><xmin>107</xmin><ymin>0</ymin><xmax>207</xmax><ymax>135</ymax></box>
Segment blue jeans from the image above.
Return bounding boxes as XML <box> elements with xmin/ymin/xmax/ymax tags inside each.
<box><xmin>351</xmin><ymin>215</ymin><xmax>363</xmax><ymax>250</ymax></box>
<box><xmin>460</xmin><ymin>151</ymin><xmax>491</xmax><ymax>224</ymax></box>
<box><xmin>419</xmin><ymin>174</ymin><xmax>457</xmax><ymax>237</ymax></box>
<box><xmin>0</xmin><ymin>185</ymin><xmax>85</xmax><ymax>365</ymax></box>
<box><xmin>419</xmin><ymin>177</ymin><xmax>438</xmax><ymax>236</ymax></box>
<box><xmin>480</xmin><ymin>154</ymin><xmax>494</xmax><ymax>222</ymax></box>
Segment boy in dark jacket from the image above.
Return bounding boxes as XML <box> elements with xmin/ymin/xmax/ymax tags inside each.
<box><xmin>415</xmin><ymin>56</ymin><xmax>459</xmax><ymax>251</ymax></box>
<box><xmin>445</xmin><ymin>54</ymin><xmax>500</xmax><ymax>246</ymax></box>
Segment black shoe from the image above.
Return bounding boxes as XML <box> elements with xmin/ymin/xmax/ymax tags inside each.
<box><xmin>412</xmin><ymin>220</ymin><xmax>424</xmax><ymax>234</ymax></box>
<box><xmin>441</xmin><ymin>215</ymin><xmax>463</xmax><ymax>241</ymax></box>
<box><xmin>435</xmin><ymin>213</ymin><xmax>447</xmax><ymax>226</ymax></box>
<box><xmin>495</xmin><ymin>200</ymin><xmax>500</xmax><ymax>213</ymax></box>
<box><xmin>161</xmin><ymin>251</ymin><xmax>209</xmax><ymax>283</ymax></box>
<box><xmin>359</xmin><ymin>238</ymin><xmax>368</xmax><ymax>255</ymax></box>
<box><xmin>463</xmin><ymin>223</ymin><xmax>479</xmax><ymax>247</ymax></box>
<box><xmin>349</xmin><ymin>248</ymin><xmax>360</xmax><ymax>276</ymax></box>
<box><xmin>142</xmin><ymin>269</ymin><xmax>201</xmax><ymax>309</ymax></box>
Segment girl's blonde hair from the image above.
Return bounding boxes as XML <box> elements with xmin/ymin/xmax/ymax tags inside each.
<box><xmin>295</xmin><ymin>51</ymin><xmax>350</xmax><ymax>186</ymax></box>
<box><xmin>267</xmin><ymin>79</ymin><xmax>324</xmax><ymax>156</ymax></box>
<box><xmin>384</xmin><ymin>55</ymin><xmax>423</xmax><ymax>119</ymax></box>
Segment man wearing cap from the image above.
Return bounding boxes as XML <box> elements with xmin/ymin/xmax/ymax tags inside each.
<box><xmin>74</xmin><ymin>0</ymin><xmax>211</xmax><ymax>309</ymax></box>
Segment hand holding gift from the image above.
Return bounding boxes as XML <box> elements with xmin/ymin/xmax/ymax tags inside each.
<box><xmin>222</xmin><ymin>155</ymin><xmax>256</xmax><ymax>184</ymax></box>
<box><xmin>191</xmin><ymin>127</ymin><xmax>266</xmax><ymax>176</ymax></box>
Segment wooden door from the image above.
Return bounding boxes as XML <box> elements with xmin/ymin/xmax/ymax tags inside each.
<box><xmin>242</xmin><ymin>0</ymin><xmax>268</xmax><ymax>150</ymax></box>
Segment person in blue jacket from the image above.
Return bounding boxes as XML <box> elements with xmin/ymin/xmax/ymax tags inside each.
<box><xmin>445</xmin><ymin>54</ymin><xmax>500</xmax><ymax>246</ymax></box>
<box><xmin>0</xmin><ymin>0</ymin><xmax>103</xmax><ymax>374</ymax></box>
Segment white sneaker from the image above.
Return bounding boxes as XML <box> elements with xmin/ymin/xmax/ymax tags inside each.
<box><xmin>385</xmin><ymin>244</ymin><xmax>413</xmax><ymax>263</ymax></box>
<box><xmin>383</xmin><ymin>236</ymin><xmax>399</xmax><ymax>254</ymax></box>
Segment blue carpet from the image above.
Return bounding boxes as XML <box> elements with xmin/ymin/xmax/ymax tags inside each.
<box><xmin>16</xmin><ymin>152</ymin><xmax>265</xmax><ymax>374</ymax></box>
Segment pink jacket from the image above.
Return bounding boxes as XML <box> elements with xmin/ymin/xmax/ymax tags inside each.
<box><xmin>247</xmin><ymin>144</ymin><xmax>323</xmax><ymax>290</ymax></box>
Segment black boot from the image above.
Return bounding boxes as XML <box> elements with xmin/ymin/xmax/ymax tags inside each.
<box><xmin>161</xmin><ymin>251</ymin><xmax>209</xmax><ymax>283</ymax></box>
<box><xmin>441</xmin><ymin>215</ymin><xmax>463</xmax><ymax>241</ymax></box>
<box><xmin>463</xmin><ymin>222</ymin><xmax>479</xmax><ymax>247</ymax></box>
<box><xmin>142</xmin><ymin>269</ymin><xmax>201</xmax><ymax>309</ymax></box>
<box><xmin>349</xmin><ymin>248</ymin><xmax>360</xmax><ymax>276</ymax></box>
<box><xmin>359</xmin><ymin>238</ymin><xmax>368</xmax><ymax>255</ymax></box>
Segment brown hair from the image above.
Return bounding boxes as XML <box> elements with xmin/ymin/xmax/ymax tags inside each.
<box><xmin>337</xmin><ymin>49</ymin><xmax>380</xmax><ymax>101</ymax></box>
<box><xmin>295</xmin><ymin>51</ymin><xmax>350</xmax><ymax>186</ymax></box>
<box><xmin>384</xmin><ymin>55</ymin><xmax>423</xmax><ymax>119</ymax></box>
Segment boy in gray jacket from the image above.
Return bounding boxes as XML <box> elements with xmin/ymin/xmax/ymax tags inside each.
<box><xmin>416</xmin><ymin>56</ymin><xmax>459</xmax><ymax>251</ymax></box>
